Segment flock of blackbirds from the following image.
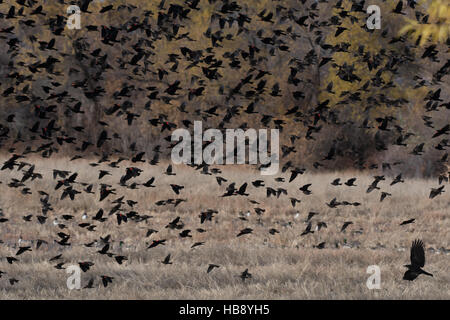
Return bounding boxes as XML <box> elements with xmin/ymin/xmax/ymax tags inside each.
<box><xmin>0</xmin><ymin>0</ymin><xmax>448</xmax><ymax>291</ymax></box>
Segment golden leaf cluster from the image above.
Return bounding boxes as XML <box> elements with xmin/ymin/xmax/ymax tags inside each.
<box><xmin>400</xmin><ymin>0</ymin><xmax>450</xmax><ymax>45</ymax></box>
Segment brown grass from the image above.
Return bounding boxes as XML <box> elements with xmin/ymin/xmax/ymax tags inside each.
<box><xmin>0</xmin><ymin>156</ymin><xmax>448</xmax><ymax>299</ymax></box>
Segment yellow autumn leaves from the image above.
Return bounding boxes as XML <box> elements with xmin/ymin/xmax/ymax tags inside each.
<box><xmin>399</xmin><ymin>0</ymin><xmax>450</xmax><ymax>45</ymax></box>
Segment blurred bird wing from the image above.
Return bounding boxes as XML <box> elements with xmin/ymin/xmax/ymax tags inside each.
<box><xmin>411</xmin><ymin>239</ymin><xmax>425</xmax><ymax>267</ymax></box>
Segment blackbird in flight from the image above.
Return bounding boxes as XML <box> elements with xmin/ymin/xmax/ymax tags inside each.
<box><xmin>403</xmin><ymin>239</ymin><xmax>433</xmax><ymax>281</ymax></box>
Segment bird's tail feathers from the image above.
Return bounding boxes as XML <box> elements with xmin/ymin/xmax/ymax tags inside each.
<box><xmin>421</xmin><ymin>269</ymin><xmax>433</xmax><ymax>277</ymax></box>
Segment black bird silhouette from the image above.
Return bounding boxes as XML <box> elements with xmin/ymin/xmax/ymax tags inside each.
<box><xmin>98</xmin><ymin>244</ymin><xmax>110</xmax><ymax>255</ymax></box>
<box><xmin>79</xmin><ymin>261</ymin><xmax>94</xmax><ymax>272</ymax></box>
<box><xmin>240</xmin><ymin>268</ymin><xmax>252</xmax><ymax>281</ymax></box>
<box><xmin>16</xmin><ymin>246</ymin><xmax>31</xmax><ymax>256</ymax></box>
<box><xmin>299</xmin><ymin>183</ymin><xmax>312</xmax><ymax>195</ymax></box>
<box><xmin>207</xmin><ymin>264</ymin><xmax>220</xmax><ymax>273</ymax></box>
<box><xmin>269</xmin><ymin>228</ymin><xmax>280</xmax><ymax>235</ymax></box>
<box><xmin>179</xmin><ymin>229</ymin><xmax>192</xmax><ymax>238</ymax></box>
<box><xmin>236</xmin><ymin>183</ymin><xmax>249</xmax><ymax>196</ymax></box>
<box><xmin>301</xmin><ymin>222</ymin><xmax>314</xmax><ymax>236</ymax></box>
<box><xmin>429</xmin><ymin>186</ymin><xmax>444</xmax><ymax>199</ymax></box>
<box><xmin>331</xmin><ymin>178</ymin><xmax>342</xmax><ymax>186</ymax></box>
<box><xmin>166</xmin><ymin>217</ymin><xmax>183</xmax><ymax>229</ymax></box>
<box><xmin>403</xmin><ymin>239</ymin><xmax>433</xmax><ymax>280</ymax></box>
<box><xmin>393</xmin><ymin>1</ymin><xmax>406</xmax><ymax>15</ymax></box>
<box><xmin>306</xmin><ymin>212</ymin><xmax>317</xmax><ymax>222</ymax></box>
<box><xmin>164</xmin><ymin>164</ymin><xmax>176</xmax><ymax>176</ymax></box>
<box><xmin>391</xmin><ymin>174</ymin><xmax>404</xmax><ymax>185</ymax></box>
<box><xmin>101</xmin><ymin>275</ymin><xmax>114</xmax><ymax>287</ymax></box>
<box><xmin>49</xmin><ymin>254</ymin><xmax>62</xmax><ymax>262</ymax></box>
<box><xmin>191</xmin><ymin>242</ymin><xmax>205</xmax><ymax>249</ymax></box>
<box><xmin>380</xmin><ymin>192</ymin><xmax>392</xmax><ymax>202</ymax></box>
<box><xmin>432</xmin><ymin>124</ymin><xmax>449</xmax><ymax>138</ymax></box>
<box><xmin>340</xmin><ymin>221</ymin><xmax>353</xmax><ymax>232</ymax></box>
<box><xmin>290</xmin><ymin>197</ymin><xmax>301</xmax><ymax>208</ymax></box>
<box><xmin>143</xmin><ymin>177</ymin><xmax>156</xmax><ymax>188</ymax></box>
<box><xmin>96</xmin><ymin>130</ymin><xmax>110</xmax><ymax>148</ymax></box>
<box><xmin>161</xmin><ymin>254</ymin><xmax>173</xmax><ymax>265</ymax></box>
<box><xmin>84</xmin><ymin>278</ymin><xmax>94</xmax><ymax>289</ymax></box>
<box><xmin>400</xmin><ymin>218</ymin><xmax>415</xmax><ymax>226</ymax></box>
<box><xmin>237</xmin><ymin>228</ymin><xmax>253</xmax><ymax>237</ymax></box>
<box><xmin>148</xmin><ymin>239</ymin><xmax>166</xmax><ymax>249</ymax></box>
<box><xmin>170</xmin><ymin>184</ymin><xmax>184</xmax><ymax>194</ymax></box>
<box><xmin>314</xmin><ymin>242</ymin><xmax>326</xmax><ymax>249</ymax></box>
<box><xmin>54</xmin><ymin>262</ymin><xmax>65</xmax><ymax>270</ymax></box>
<box><xmin>6</xmin><ymin>257</ymin><xmax>19</xmax><ymax>264</ymax></box>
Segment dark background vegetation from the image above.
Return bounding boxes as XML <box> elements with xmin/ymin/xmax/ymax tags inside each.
<box><xmin>0</xmin><ymin>0</ymin><xmax>448</xmax><ymax>176</ymax></box>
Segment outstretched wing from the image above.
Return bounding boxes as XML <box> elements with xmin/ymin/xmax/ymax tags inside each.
<box><xmin>172</xmin><ymin>216</ymin><xmax>180</xmax><ymax>224</ymax></box>
<box><xmin>395</xmin><ymin>0</ymin><xmax>403</xmax><ymax>13</ymax></box>
<box><xmin>410</xmin><ymin>239</ymin><xmax>425</xmax><ymax>268</ymax></box>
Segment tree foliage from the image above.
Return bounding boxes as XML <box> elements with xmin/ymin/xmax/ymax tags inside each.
<box><xmin>400</xmin><ymin>0</ymin><xmax>450</xmax><ymax>45</ymax></box>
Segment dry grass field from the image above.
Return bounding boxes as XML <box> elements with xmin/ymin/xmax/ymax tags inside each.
<box><xmin>0</xmin><ymin>156</ymin><xmax>448</xmax><ymax>299</ymax></box>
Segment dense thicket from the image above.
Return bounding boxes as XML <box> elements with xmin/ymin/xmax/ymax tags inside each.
<box><xmin>0</xmin><ymin>0</ymin><xmax>448</xmax><ymax>176</ymax></box>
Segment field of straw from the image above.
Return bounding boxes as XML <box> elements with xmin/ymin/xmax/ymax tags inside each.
<box><xmin>0</xmin><ymin>156</ymin><xmax>448</xmax><ymax>299</ymax></box>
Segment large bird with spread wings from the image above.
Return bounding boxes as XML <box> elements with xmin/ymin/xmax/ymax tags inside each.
<box><xmin>403</xmin><ymin>239</ymin><xmax>433</xmax><ymax>281</ymax></box>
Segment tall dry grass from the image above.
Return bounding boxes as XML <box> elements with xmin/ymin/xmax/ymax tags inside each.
<box><xmin>0</xmin><ymin>156</ymin><xmax>448</xmax><ymax>299</ymax></box>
